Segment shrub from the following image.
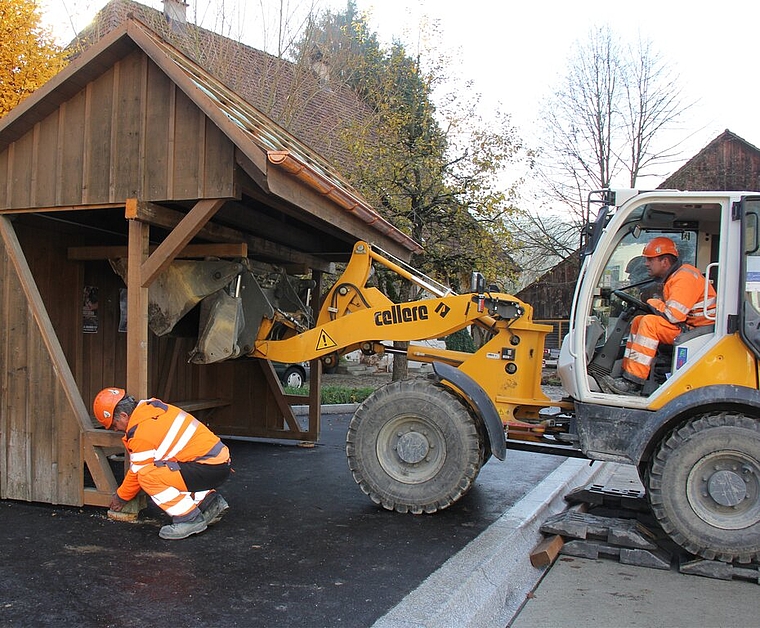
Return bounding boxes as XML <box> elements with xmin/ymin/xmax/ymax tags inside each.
<box><xmin>284</xmin><ymin>385</ymin><xmax>375</xmax><ymax>404</ymax></box>
<box><xmin>444</xmin><ymin>328</ymin><xmax>476</xmax><ymax>353</ymax></box>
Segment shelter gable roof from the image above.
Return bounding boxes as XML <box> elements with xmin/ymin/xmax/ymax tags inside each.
<box><xmin>0</xmin><ymin>14</ymin><xmax>420</xmax><ymax>256</ymax></box>
<box><xmin>73</xmin><ymin>0</ymin><xmax>368</xmax><ymax>174</ymax></box>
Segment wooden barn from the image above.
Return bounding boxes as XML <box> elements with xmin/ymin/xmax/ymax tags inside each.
<box><xmin>0</xmin><ymin>18</ymin><xmax>419</xmax><ymax>509</ymax></box>
<box><xmin>658</xmin><ymin>129</ymin><xmax>760</xmax><ymax>191</ymax></box>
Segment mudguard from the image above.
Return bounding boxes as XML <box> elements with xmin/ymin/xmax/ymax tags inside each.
<box><xmin>433</xmin><ymin>362</ymin><xmax>507</xmax><ymax>461</ymax></box>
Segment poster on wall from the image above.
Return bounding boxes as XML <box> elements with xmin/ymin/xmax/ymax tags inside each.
<box><xmin>119</xmin><ymin>288</ymin><xmax>128</xmax><ymax>333</ymax></box>
<box><xmin>83</xmin><ymin>286</ymin><xmax>99</xmax><ymax>333</ymax></box>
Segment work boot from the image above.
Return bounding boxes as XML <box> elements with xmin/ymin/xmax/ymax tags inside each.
<box><xmin>200</xmin><ymin>491</ymin><xmax>229</xmax><ymax>526</ymax></box>
<box><xmin>159</xmin><ymin>512</ymin><xmax>207</xmax><ymax>540</ymax></box>
<box><xmin>599</xmin><ymin>374</ymin><xmax>643</xmax><ymax>396</ymax></box>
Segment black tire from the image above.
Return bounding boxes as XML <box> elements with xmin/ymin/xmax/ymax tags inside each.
<box><xmin>647</xmin><ymin>412</ymin><xmax>760</xmax><ymax>563</ymax></box>
<box><xmin>346</xmin><ymin>379</ymin><xmax>484</xmax><ymax>514</ymax></box>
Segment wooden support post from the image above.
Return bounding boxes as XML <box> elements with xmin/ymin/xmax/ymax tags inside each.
<box><xmin>126</xmin><ymin>219</ymin><xmax>150</xmax><ymax>400</ymax></box>
<box><xmin>307</xmin><ymin>269</ymin><xmax>323</xmax><ymax>440</ymax></box>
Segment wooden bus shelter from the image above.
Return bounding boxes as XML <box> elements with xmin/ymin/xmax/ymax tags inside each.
<box><xmin>0</xmin><ymin>20</ymin><xmax>419</xmax><ymax>508</ymax></box>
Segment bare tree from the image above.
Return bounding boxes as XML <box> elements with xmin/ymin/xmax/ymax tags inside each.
<box><xmin>621</xmin><ymin>36</ymin><xmax>693</xmax><ymax>186</ymax></box>
<box><xmin>501</xmin><ymin>25</ymin><xmax>695</xmax><ymax>289</ymax></box>
<box><xmin>536</xmin><ymin>25</ymin><xmax>692</xmax><ymax>223</ymax></box>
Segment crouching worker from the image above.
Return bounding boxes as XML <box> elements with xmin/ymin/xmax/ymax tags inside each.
<box><xmin>93</xmin><ymin>388</ymin><xmax>231</xmax><ymax>540</ymax></box>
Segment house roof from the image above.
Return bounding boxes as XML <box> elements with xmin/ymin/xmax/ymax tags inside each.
<box><xmin>0</xmin><ymin>14</ymin><xmax>421</xmax><ymax>260</ymax></box>
<box><xmin>658</xmin><ymin>129</ymin><xmax>760</xmax><ymax>192</ymax></box>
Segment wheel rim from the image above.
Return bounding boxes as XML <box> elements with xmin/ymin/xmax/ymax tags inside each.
<box><xmin>686</xmin><ymin>450</ymin><xmax>760</xmax><ymax>530</ymax></box>
<box><xmin>285</xmin><ymin>371</ymin><xmax>303</xmax><ymax>388</ymax></box>
<box><xmin>376</xmin><ymin>414</ymin><xmax>446</xmax><ymax>485</ymax></box>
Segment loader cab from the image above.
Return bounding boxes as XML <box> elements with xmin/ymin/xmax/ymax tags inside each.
<box><xmin>559</xmin><ymin>190</ymin><xmax>736</xmax><ymax>404</ymax></box>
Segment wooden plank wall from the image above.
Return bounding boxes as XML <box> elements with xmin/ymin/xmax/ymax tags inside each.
<box><xmin>0</xmin><ymin>49</ymin><xmax>236</xmax><ymax>210</ymax></box>
<box><xmin>0</xmin><ymin>219</ymin><xmax>83</xmax><ymax>505</ymax></box>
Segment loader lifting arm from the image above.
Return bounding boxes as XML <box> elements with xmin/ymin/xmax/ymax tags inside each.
<box><xmin>249</xmin><ymin>241</ymin><xmax>556</xmax><ymax>429</ymax></box>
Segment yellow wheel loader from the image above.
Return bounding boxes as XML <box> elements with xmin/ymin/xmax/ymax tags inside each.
<box><xmin>150</xmin><ymin>189</ymin><xmax>760</xmax><ymax>564</ymax></box>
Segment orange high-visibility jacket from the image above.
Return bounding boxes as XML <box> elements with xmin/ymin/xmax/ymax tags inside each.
<box><xmin>647</xmin><ymin>263</ymin><xmax>716</xmax><ymax>327</ymax></box>
<box><xmin>116</xmin><ymin>399</ymin><xmax>229</xmax><ymax>502</ymax></box>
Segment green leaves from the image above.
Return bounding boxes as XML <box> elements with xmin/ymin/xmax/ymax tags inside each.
<box><xmin>0</xmin><ymin>0</ymin><xmax>67</xmax><ymax>117</ymax></box>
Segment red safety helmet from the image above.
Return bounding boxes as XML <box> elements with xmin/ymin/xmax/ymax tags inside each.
<box><xmin>93</xmin><ymin>387</ymin><xmax>126</xmax><ymax>429</ymax></box>
<box><xmin>642</xmin><ymin>237</ymin><xmax>678</xmax><ymax>258</ymax></box>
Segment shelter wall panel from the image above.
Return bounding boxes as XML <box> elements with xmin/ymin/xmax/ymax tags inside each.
<box><xmin>111</xmin><ymin>51</ymin><xmax>145</xmax><ymax>202</ymax></box>
<box><xmin>0</xmin><ymin>240</ymin><xmax>5</xmax><ymax>497</ymax></box>
<box><xmin>84</xmin><ymin>68</ymin><xmax>115</xmax><ymax>203</ymax></box>
<box><xmin>1</xmin><ymin>261</ymin><xmax>32</xmax><ymax>501</ymax></box>
<box><xmin>34</xmin><ymin>112</ymin><xmax>61</xmax><ymax>207</ymax></box>
<box><xmin>0</xmin><ymin>150</ymin><xmax>7</xmax><ymax>207</ymax></box>
<box><xmin>172</xmin><ymin>87</ymin><xmax>203</xmax><ymax>199</ymax></box>
<box><xmin>54</xmin><ymin>384</ymin><xmax>83</xmax><ymax>503</ymax></box>
<box><xmin>81</xmin><ymin>261</ymin><xmax>128</xmax><ymax>409</ymax></box>
<box><xmin>144</xmin><ymin>62</ymin><xmax>172</xmax><ymax>199</ymax></box>
<box><xmin>9</xmin><ymin>132</ymin><xmax>34</xmax><ymax>208</ymax></box>
<box><xmin>203</xmin><ymin>118</ymin><xmax>235</xmax><ymax>198</ymax></box>
<box><xmin>197</xmin><ymin>359</ymin><xmax>298</xmax><ymax>439</ymax></box>
<box><xmin>15</xmin><ymin>222</ymin><xmax>84</xmax><ymax>373</ymax></box>
<box><xmin>27</xmin><ymin>317</ymin><xmax>55</xmax><ymax>502</ymax></box>
<box><xmin>59</xmin><ymin>92</ymin><xmax>87</xmax><ymax>205</ymax></box>
<box><xmin>0</xmin><ymin>219</ymin><xmax>86</xmax><ymax>505</ymax></box>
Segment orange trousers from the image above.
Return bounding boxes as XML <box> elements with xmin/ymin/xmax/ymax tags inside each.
<box><xmin>137</xmin><ymin>464</ymin><xmax>211</xmax><ymax>521</ymax></box>
<box><xmin>622</xmin><ymin>314</ymin><xmax>682</xmax><ymax>382</ymax></box>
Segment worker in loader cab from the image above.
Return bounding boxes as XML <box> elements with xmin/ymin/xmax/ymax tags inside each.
<box><xmin>601</xmin><ymin>237</ymin><xmax>716</xmax><ymax>396</ymax></box>
<box><xmin>93</xmin><ymin>388</ymin><xmax>231</xmax><ymax>539</ymax></box>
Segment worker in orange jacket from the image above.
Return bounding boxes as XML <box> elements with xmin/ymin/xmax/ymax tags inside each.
<box><xmin>601</xmin><ymin>236</ymin><xmax>716</xmax><ymax>396</ymax></box>
<box><xmin>93</xmin><ymin>388</ymin><xmax>231</xmax><ymax>539</ymax></box>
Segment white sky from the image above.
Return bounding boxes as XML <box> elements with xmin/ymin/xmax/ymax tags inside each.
<box><xmin>40</xmin><ymin>0</ymin><xmax>760</xmax><ymax>186</ymax></box>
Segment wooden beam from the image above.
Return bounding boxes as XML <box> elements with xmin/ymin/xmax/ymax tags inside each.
<box><xmin>138</xmin><ymin>198</ymin><xmax>226</xmax><ymax>288</ymax></box>
<box><xmin>83</xmin><ymin>429</ymin><xmax>125</xmax><ymax>448</ymax></box>
<box><xmin>261</xmin><ymin>361</ymin><xmax>304</xmax><ymax>435</ymax></box>
<box><xmin>126</xmin><ymin>198</ymin><xmax>333</xmax><ymax>272</ymax></box>
<box><xmin>0</xmin><ymin>202</ymin><xmax>124</xmax><ymax>215</ymax></box>
<box><xmin>67</xmin><ymin>242</ymin><xmax>247</xmax><ymax>261</ymax></box>
<box><xmin>224</xmin><ymin>200</ymin><xmax>317</xmax><ymax>253</ymax></box>
<box><xmin>126</xmin><ymin>219</ymin><xmax>149</xmax><ymax>399</ymax></box>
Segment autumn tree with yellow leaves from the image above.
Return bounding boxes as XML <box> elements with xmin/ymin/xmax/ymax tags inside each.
<box><xmin>0</xmin><ymin>0</ymin><xmax>67</xmax><ymax>117</ymax></box>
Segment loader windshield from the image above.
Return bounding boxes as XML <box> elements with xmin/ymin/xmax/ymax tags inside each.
<box><xmin>590</xmin><ymin>229</ymin><xmax>697</xmax><ymax>330</ymax></box>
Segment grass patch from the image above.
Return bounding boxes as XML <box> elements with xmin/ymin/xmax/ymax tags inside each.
<box><xmin>285</xmin><ymin>385</ymin><xmax>375</xmax><ymax>404</ymax></box>
<box><xmin>541</xmin><ymin>370</ymin><xmax>562</xmax><ymax>386</ymax></box>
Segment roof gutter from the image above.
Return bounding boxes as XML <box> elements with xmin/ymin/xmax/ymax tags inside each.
<box><xmin>267</xmin><ymin>150</ymin><xmax>422</xmax><ymax>254</ymax></box>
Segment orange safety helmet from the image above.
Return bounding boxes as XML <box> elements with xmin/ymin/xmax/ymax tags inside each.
<box><xmin>93</xmin><ymin>387</ymin><xmax>126</xmax><ymax>429</ymax></box>
<box><xmin>642</xmin><ymin>237</ymin><xmax>678</xmax><ymax>258</ymax></box>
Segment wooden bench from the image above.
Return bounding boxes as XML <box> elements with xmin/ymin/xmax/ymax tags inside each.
<box><xmin>170</xmin><ymin>398</ymin><xmax>231</xmax><ymax>414</ymax></box>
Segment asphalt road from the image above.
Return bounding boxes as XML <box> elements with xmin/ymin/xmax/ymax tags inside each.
<box><xmin>0</xmin><ymin>411</ymin><xmax>566</xmax><ymax>628</ymax></box>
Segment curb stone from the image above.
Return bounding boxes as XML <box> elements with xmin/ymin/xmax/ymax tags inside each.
<box><xmin>372</xmin><ymin>458</ymin><xmax>605</xmax><ymax>628</ymax></box>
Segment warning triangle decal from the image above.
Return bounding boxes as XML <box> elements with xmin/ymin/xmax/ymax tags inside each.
<box><xmin>316</xmin><ymin>330</ymin><xmax>338</xmax><ymax>351</ymax></box>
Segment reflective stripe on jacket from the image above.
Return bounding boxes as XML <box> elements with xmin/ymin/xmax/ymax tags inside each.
<box><xmin>117</xmin><ymin>399</ymin><xmax>229</xmax><ymax>501</ymax></box>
